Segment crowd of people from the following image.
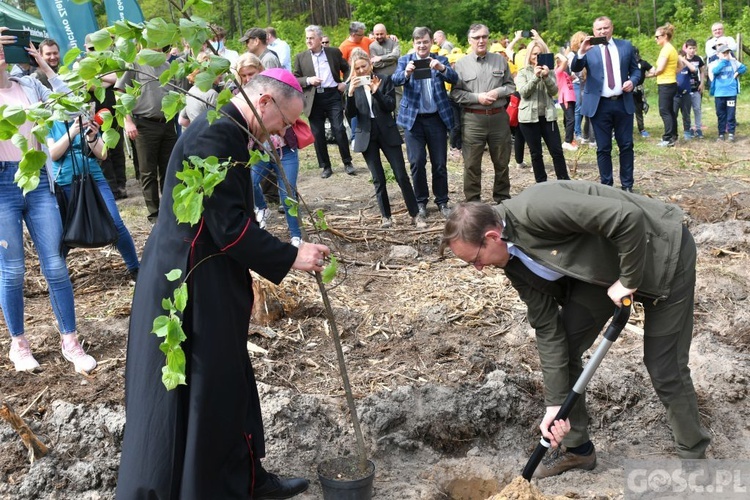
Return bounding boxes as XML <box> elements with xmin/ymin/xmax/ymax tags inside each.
<box><xmin>0</xmin><ymin>15</ymin><xmax>742</xmax><ymax>498</ymax></box>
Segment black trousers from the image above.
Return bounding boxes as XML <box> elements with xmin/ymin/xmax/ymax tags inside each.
<box><xmin>518</xmin><ymin>118</ymin><xmax>570</xmax><ymax>183</ymax></box>
<box><xmin>658</xmin><ymin>83</ymin><xmax>678</xmax><ymax>142</ymax></box>
<box><xmin>100</xmin><ymin>125</ymin><xmax>127</xmax><ymax>191</ymax></box>
<box><xmin>361</xmin><ymin>121</ymin><xmax>419</xmax><ymax>218</ymax></box>
<box><xmin>308</xmin><ymin>89</ymin><xmax>352</xmax><ymax>169</ymax></box>
<box><xmin>561</xmin><ymin>102</ymin><xmax>575</xmax><ymax>143</ymax></box>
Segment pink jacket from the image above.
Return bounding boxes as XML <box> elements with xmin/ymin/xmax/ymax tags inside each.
<box><xmin>555</xmin><ymin>66</ymin><xmax>576</xmax><ymax>105</ymax></box>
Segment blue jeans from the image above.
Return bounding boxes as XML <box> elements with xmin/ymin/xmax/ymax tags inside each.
<box><xmin>251</xmin><ymin>146</ymin><xmax>301</xmax><ymax>238</ymax></box>
<box><xmin>573</xmin><ymin>81</ymin><xmax>582</xmax><ymax>136</ymax></box>
<box><xmin>715</xmin><ymin>96</ymin><xmax>737</xmax><ymax>135</ymax></box>
<box><xmin>61</xmin><ymin>178</ymin><xmax>140</xmax><ymax>272</ymax></box>
<box><xmin>0</xmin><ymin>163</ymin><xmax>76</xmax><ymax>336</ymax></box>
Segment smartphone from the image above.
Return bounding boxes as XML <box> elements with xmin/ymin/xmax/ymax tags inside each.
<box><xmin>360</xmin><ymin>75</ymin><xmax>371</xmax><ymax>86</ymax></box>
<box><xmin>589</xmin><ymin>36</ymin><xmax>608</xmax><ymax>45</ymax></box>
<box><xmin>413</xmin><ymin>58</ymin><xmax>431</xmax><ymax>80</ymax></box>
<box><xmin>521</xmin><ymin>30</ymin><xmax>532</xmax><ymax>38</ymax></box>
<box><xmin>4</xmin><ymin>30</ymin><xmax>31</xmax><ymax>65</ymax></box>
<box><xmin>537</xmin><ymin>53</ymin><xmax>554</xmax><ymax>69</ymax></box>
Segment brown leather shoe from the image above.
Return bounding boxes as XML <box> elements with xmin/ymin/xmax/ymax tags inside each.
<box><xmin>532</xmin><ymin>445</ymin><xmax>597</xmax><ymax>478</ymax></box>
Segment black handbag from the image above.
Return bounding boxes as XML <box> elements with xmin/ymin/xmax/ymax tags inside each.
<box><xmin>60</xmin><ymin>120</ymin><xmax>119</xmax><ymax>249</ymax></box>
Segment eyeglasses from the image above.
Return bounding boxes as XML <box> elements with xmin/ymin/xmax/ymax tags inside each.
<box><xmin>268</xmin><ymin>95</ymin><xmax>293</xmax><ymax>129</ymax></box>
<box><xmin>654</xmin><ymin>34</ymin><xmax>663</xmax><ymax>39</ymax></box>
<box><xmin>321</xmin><ymin>40</ymin><xmax>330</xmax><ymax>45</ymax></box>
<box><xmin>468</xmin><ymin>237</ymin><xmax>485</xmax><ymax>267</ymax></box>
<box><xmin>470</xmin><ymin>35</ymin><xmax>489</xmax><ymax>41</ymax></box>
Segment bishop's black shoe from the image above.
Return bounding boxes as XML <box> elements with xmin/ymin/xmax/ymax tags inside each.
<box><xmin>252</xmin><ymin>473</ymin><xmax>309</xmax><ymax>499</ymax></box>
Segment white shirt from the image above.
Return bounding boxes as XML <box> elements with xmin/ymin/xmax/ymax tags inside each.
<box><xmin>311</xmin><ymin>50</ymin><xmax>337</xmax><ymax>88</ymax></box>
<box><xmin>269</xmin><ymin>39</ymin><xmax>292</xmax><ymax>71</ymax></box>
<box><xmin>598</xmin><ymin>41</ymin><xmax>624</xmax><ymax>97</ymax></box>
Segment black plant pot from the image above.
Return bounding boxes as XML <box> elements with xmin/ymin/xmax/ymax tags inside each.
<box><xmin>317</xmin><ymin>458</ymin><xmax>375</xmax><ymax>500</ymax></box>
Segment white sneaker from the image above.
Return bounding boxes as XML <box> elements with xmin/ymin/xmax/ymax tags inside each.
<box><xmin>61</xmin><ymin>340</ymin><xmax>97</xmax><ymax>374</ymax></box>
<box><xmin>254</xmin><ymin>207</ymin><xmax>271</xmax><ymax>229</ymax></box>
<box><xmin>290</xmin><ymin>237</ymin><xmax>302</xmax><ymax>247</ymax></box>
<box><xmin>413</xmin><ymin>215</ymin><xmax>428</xmax><ymax>229</ymax></box>
<box><xmin>9</xmin><ymin>342</ymin><xmax>40</xmax><ymax>372</ymax></box>
<box><xmin>562</xmin><ymin>142</ymin><xmax>578</xmax><ymax>151</ymax></box>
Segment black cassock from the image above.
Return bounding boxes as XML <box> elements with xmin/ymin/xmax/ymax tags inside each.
<box><xmin>116</xmin><ymin>103</ymin><xmax>297</xmax><ymax>499</ymax></box>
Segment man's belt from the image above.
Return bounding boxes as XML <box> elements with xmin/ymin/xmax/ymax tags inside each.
<box><xmin>133</xmin><ymin>114</ymin><xmax>167</xmax><ymax>122</ymax></box>
<box><xmin>603</xmin><ymin>94</ymin><xmax>622</xmax><ymax>100</ymax></box>
<box><xmin>464</xmin><ymin>107</ymin><xmax>503</xmax><ymax>115</ymax></box>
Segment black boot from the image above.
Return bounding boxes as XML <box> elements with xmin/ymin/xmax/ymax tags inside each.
<box><xmin>252</xmin><ymin>473</ymin><xmax>309</xmax><ymax>499</ymax></box>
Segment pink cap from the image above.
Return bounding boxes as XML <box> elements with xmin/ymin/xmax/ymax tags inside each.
<box><xmin>259</xmin><ymin>68</ymin><xmax>303</xmax><ymax>93</ymax></box>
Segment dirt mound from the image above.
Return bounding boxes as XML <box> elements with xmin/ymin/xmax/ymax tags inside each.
<box><xmin>487</xmin><ymin>476</ymin><xmax>568</xmax><ymax>500</ymax></box>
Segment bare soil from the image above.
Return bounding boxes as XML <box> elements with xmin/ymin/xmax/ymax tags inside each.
<box><xmin>1</xmin><ymin>134</ymin><xmax>749</xmax><ymax>499</ymax></box>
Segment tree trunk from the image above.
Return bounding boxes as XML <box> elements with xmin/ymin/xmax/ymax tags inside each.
<box><xmin>251</xmin><ymin>280</ymin><xmax>285</xmax><ymax>326</ymax></box>
<box><xmin>266</xmin><ymin>0</ymin><xmax>272</xmax><ymax>24</ymax></box>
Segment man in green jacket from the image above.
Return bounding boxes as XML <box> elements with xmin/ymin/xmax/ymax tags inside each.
<box><xmin>440</xmin><ymin>181</ymin><xmax>710</xmax><ymax>478</ymax></box>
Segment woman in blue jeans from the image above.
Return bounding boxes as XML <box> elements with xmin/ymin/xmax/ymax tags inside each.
<box><xmin>47</xmin><ymin>117</ymin><xmax>140</xmax><ymax>277</ymax></box>
<box><xmin>252</xmin><ymin>128</ymin><xmax>303</xmax><ymax>247</ymax></box>
<box><xmin>0</xmin><ymin>32</ymin><xmax>95</xmax><ymax>373</ymax></box>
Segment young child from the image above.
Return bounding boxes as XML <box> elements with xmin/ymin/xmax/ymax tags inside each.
<box><xmin>674</xmin><ymin>49</ymin><xmax>698</xmax><ymax>140</ymax></box>
<box><xmin>709</xmin><ymin>44</ymin><xmax>747</xmax><ymax>142</ymax></box>
<box><xmin>683</xmin><ymin>40</ymin><xmax>705</xmax><ymax>138</ymax></box>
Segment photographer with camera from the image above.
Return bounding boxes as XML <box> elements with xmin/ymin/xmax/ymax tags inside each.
<box><xmin>346</xmin><ymin>49</ymin><xmax>425</xmax><ymax>229</ymax></box>
<box><xmin>46</xmin><ymin>111</ymin><xmax>140</xmax><ymax>280</ymax></box>
<box><xmin>570</xmin><ymin>16</ymin><xmax>641</xmax><ymax>192</ymax></box>
<box><xmin>0</xmin><ymin>28</ymin><xmax>97</xmax><ymax>374</ymax></box>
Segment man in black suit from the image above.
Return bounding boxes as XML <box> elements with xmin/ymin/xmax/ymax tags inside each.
<box><xmin>293</xmin><ymin>25</ymin><xmax>355</xmax><ymax>178</ymax></box>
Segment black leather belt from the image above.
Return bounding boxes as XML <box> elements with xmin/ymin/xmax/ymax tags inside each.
<box><xmin>603</xmin><ymin>95</ymin><xmax>622</xmax><ymax>100</ymax></box>
<box><xmin>417</xmin><ymin>112</ymin><xmax>438</xmax><ymax>118</ymax></box>
<box><xmin>464</xmin><ymin>107</ymin><xmax>503</xmax><ymax>115</ymax></box>
<box><xmin>316</xmin><ymin>87</ymin><xmax>339</xmax><ymax>93</ymax></box>
<box><xmin>133</xmin><ymin>114</ymin><xmax>167</xmax><ymax>122</ymax></box>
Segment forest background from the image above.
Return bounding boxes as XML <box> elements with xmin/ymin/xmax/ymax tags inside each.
<box><xmin>6</xmin><ymin>0</ymin><xmax>750</xmax><ymax>67</ymax></box>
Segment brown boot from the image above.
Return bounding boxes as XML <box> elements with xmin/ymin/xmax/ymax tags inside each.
<box><xmin>532</xmin><ymin>445</ymin><xmax>597</xmax><ymax>478</ymax></box>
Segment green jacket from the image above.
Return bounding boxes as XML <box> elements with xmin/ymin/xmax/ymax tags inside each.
<box><xmin>515</xmin><ymin>65</ymin><xmax>558</xmax><ymax>123</ymax></box>
<box><xmin>495</xmin><ymin>181</ymin><xmax>685</xmax><ymax>403</ymax></box>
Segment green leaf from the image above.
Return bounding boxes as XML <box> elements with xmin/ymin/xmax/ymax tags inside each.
<box><xmin>162</xmin><ymin>364</ymin><xmax>186</xmax><ymax>390</ymax></box>
<box><xmin>17</xmin><ymin>149</ymin><xmax>46</xmax><ymax>194</ymax></box>
<box><xmin>102</xmin><ymin>128</ymin><xmax>120</xmax><ymax>149</ymax></box>
<box><xmin>166</xmin><ymin>269</ymin><xmax>183</xmax><ymax>281</ymax></box>
<box><xmin>207</xmin><ymin>55</ymin><xmax>230</xmax><ymax>74</ymax></box>
<box><xmin>314</xmin><ymin>209</ymin><xmax>329</xmax><ymax>231</ymax></box>
<box><xmin>3</xmin><ymin>105</ymin><xmax>27</xmax><ymax>126</ymax></box>
<box><xmin>94</xmin><ymin>85</ymin><xmax>106</xmax><ymax>104</ymax></box>
<box><xmin>115</xmin><ymin>36</ymin><xmax>137</xmax><ymax>63</ymax></box>
<box><xmin>143</xmin><ymin>18</ymin><xmax>180</xmax><ymax>49</ymax></box>
<box><xmin>165</xmin><ymin>318</ymin><xmax>185</xmax><ymax>346</ymax></box>
<box><xmin>161</xmin><ymin>298</ymin><xmax>173</xmax><ymax>311</ymax></box>
<box><xmin>284</xmin><ymin>197</ymin><xmax>299</xmax><ymax>217</ymax></box>
<box><xmin>206</xmin><ymin>109</ymin><xmax>221</xmax><ymax>124</ymax></box>
<box><xmin>173</xmin><ymin>283</ymin><xmax>188</xmax><ymax>312</ymax></box>
<box><xmin>30</xmin><ymin>123</ymin><xmax>50</xmax><ymax>144</ymax></box>
<box><xmin>321</xmin><ymin>255</ymin><xmax>339</xmax><ymax>284</ymax></box>
<box><xmin>11</xmin><ymin>133</ymin><xmax>27</xmax><ymax>152</ymax></box>
<box><xmin>161</xmin><ymin>92</ymin><xmax>184</xmax><ymax>121</ymax></box>
<box><xmin>90</xmin><ymin>28</ymin><xmax>113</xmax><ymax>51</ymax></box>
<box><xmin>193</xmin><ymin>71</ymin><xmax>217</xmax><ymax>93</ymax></box>
<box><xmin>137</xmin><ymin>48</ymin><xmax>168</xmax><ymax>67</ymax></box>
<box><xmin>25</xmin><ymin>104</ymin><xmax>52</xmax><ymax>122</ymax></box>
<box><xmin>62</xmin><ymin>47</ymin><xmax>82</xmax><ymax>67</ymax></box>
<box><xmin>76</xmin><ymin>57</ymin><xmax>102</xmax><ymax>80</ymax></box>
<box><xmin>152</xmin><ymin>315</ymin><xmax>171</xmax><ymax>338</ymax></box>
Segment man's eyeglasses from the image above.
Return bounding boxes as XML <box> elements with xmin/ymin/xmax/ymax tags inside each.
<box><xmin>468</xmin><ymin>237</ymin><xmax>485</xmax><ymax>267</ymax></box>
<box><xmin>268</xmin><ymin>95</ymin><xmax>293</xmax><ymax>129</ymax></box>
<box><xmin>470</xmin><ymin>35</ymin><xmax>489</xmax><ymax>41</ymax></box>
<box><xmin>321</xmin><ymin>39</ymin><xmax>330</xmax><ymax>45</ymax></box>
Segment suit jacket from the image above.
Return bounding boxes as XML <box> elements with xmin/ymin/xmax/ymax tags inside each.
<box><xmin>570</xmin><ymin>39</ymin><xmax>641</xmax><ymax>117</ymax></box>
<box><xmin>344</xmin><ymin>74</ymin><xmax>402</xmax><ymax>153</ymax></box>
<box><xmin>293</xmin><ymin>47</ymin><xmax>350</xmax><ymax>117</ymax></box>
<box><xmin>391</xmin><ymin>53</ymin><xmax>458</xmax><ymax>131</ymax></box>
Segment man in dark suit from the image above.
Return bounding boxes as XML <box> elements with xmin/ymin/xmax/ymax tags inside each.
<box><xmin>571</xmin><ymin>16</ymin><xmax>641</xmax><ymax>192</ymax></box>
<box><xmin>392</xmin><ymin>26</ymin><xmax>458</xmax><ymax>219</ymax></box>
<box><xmin>293</xmin><ymin>25</ymin><xmax>355</xmax><ymax>179</ymax></box>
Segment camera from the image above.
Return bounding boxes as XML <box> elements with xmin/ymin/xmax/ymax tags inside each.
<box><xmin>521</xmin><ymin>30</ymin><xmax>532</xmax><ymax>38</ymax></box>
<box><xmin>359</xmin><ymin>75</ymin><xmax>371</xmax><ymax>86</ymax></box>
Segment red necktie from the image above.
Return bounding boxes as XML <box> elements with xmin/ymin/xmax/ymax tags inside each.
<box><xmin>605</xmin><ymin>44</ymin><xmax>615</xmax><ymax>89</ymax></box>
